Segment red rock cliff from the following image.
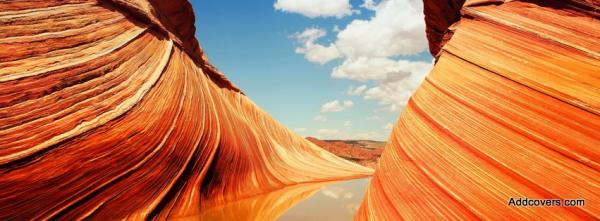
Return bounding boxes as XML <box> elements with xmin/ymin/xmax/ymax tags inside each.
<box><xmin>356</xmin><ymin>0</ymin><xmax>600</xmax><ymax>220</ymax></box>
<box><xmin>0</xmin><ymin>1</ymin><xmax>372</xmax><ymax>220</ymax></box>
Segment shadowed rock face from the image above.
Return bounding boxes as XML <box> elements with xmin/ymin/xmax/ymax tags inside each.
<box><xmin>356</xmin><ymin>0</ymin><xmax>600</xmax><ymax>220</ymax></box>
<box><xmin>0</xmin><ymin>1</ymin><xmax>372</xmax><ymax>220</ymax></box>
<box><xmin>423</xmin><ymin>0</ymin><xmax>465</xmax><ymax>57</ymax></box>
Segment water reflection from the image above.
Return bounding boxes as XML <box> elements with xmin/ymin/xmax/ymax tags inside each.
<box><xmin>278</xmin><ymin>178</ymin><xmax>370</xmax><ymax>221</ymax></box>
<box><xmin>191</xmin><ymin>178</ymin><xmax>370</xmax><ymax>221</ymax></box>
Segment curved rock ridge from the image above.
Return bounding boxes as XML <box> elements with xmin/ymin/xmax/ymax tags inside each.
<box><xmin>357</xmin><ymin>0</ymin><xmax>600</xmax><ymax>220</ymax></box>
<box><xmin>0</xmin><ymin>0</ymin><xmax>372</xmax><ymax>220</ymax></box>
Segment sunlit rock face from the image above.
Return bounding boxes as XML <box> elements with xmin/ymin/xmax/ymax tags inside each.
<box><xmin>356</xmin><ymin>0</ymin><xmax>599</xmax><ymax>220</ymax></box>
<box><xmin>0</xmin><ymin>1</ymin><xmax>372</xmax><ymax>220</ymax></box>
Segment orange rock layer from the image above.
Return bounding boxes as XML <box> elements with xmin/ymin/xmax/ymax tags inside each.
<box><xmin>356</xmin><ymin>0</ymin><xmax>600</xmax><ymax>220</ymax></box>
<box><xmin>307</xmin><ymin>137</ymin><xmax>384</xmax><ymax>168</ymax></box>
<box><xmin>0</xmin><ymin>1</ymin><xmax>372</xmax><ymax>220</ymax></box>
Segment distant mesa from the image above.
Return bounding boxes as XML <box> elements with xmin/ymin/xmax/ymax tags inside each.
<box><xmin>306</xmin><ymin>137</ymin><xmax>385</xmax><ymax>169</ymax></box>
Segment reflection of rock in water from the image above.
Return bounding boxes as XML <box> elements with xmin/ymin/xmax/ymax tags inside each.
<box><xmin>189</xmin><ymin>182</ymin><xmax>328</xmax><ymax>221</ymax></box>
<box><xmin>0</xmin><ymin>1</ymin><xmax>372</xmax><ymax>220</ymax></box>
<box><xmin>357</xmin><ymin>0</ymin><xmax>600</xmax><ymax>220</ymax></box>
<box><xmin>279</xmin><ymin>178</ymin><xmax>371</xmax><ymax>221</ymax></box>
<box><xmin>195</xmin><ymin>178</ymin><xmax>371</xmax><ymax>221</ymax></box>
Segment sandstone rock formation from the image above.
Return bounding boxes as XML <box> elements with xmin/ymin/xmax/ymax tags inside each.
<box><xmin>0</xmin><ymin>1</ymin><xmax>372</xmax><ymax>220</ymax></box>
<box><xmin>356</xmin><ymin>0</ymin><xmax>600</xmax><ymax>220</ymax></box>
<box><xmin>307</xmin><ymin>137</ymin><xmax>384</xmax><ymax>168</ymax></box>
<box><xmin>2</xmin><ymin>0</ymin><xmax>598</xmax><ymax>220</ymax></box>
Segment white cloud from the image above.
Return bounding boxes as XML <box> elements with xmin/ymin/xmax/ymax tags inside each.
<box><xmin>332</xmin><ymin>57</ymin><xmax>430</xmax><ymax>82</ymax></box>
<box><xmin>293</xmin><ymin>0</ymin><xmax>427</xmax><ymax>62</ymax></box>
<box><xmin>366</xmin><ymin>115</ymin><xmax>383</xmax><ymax>121</ymax></box>
<box><xmin>314</xmin><ymin>115</ymin><xmax>328</xmax><ymax>122</ymax></box>
<box><xmin>347</xmin><ymin>85</ymin><xmax>368</xmax><ymax>96</ymax></box>
<box><xmin>321</xmin><ymin>100</ymin><xmax>354</xmax><ymax>112</ymax></box>
<box><xmin>363</xmin><ymin>60</ymin><xmax>431</xmax><ymax>112</ymax></box>
<box><xmin>334</xmin><ymin>0</ymin><xmax>427</xmax><ymax>58</ymax></box>
<box><xmin>383</xmin><ymin>123</ymin><xmax>394</xmax><ymax>130</ymax></box>
<box><xmin>294</xmin><ymin>128</ymin><xmax>308</xmax><ymax>132</ymax></box>
<box><xmin>274</xmin><ymin>0</ymin><xmax>357</xmax><ymax>18</ymax></box>
<box><xmin>361</xmin><ymin>0</ymin><xmax>379</xmax><ymax>10</ymax></box>
<box><xmin>289</xmin><ymin>0</ymin><xmax>433</xmax><ymax>112</ymax></box>
<box><xmin>292</xmin><ymin>28</ymin><xmax>341</xmax><ymax>64</ymax></box>
<box><xmin>334</xmin><ymin>58</ymin><xmax>432</xmax><ymax>111</ymax></box>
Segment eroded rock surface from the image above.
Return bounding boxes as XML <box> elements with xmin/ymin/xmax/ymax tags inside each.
<box><xmin>0</xmin><ymin>1</ymin><xmax>372</xmax><ymax>220</ymax></box>
<box><xmin>356</xmin><ymin>0</ymin><xmax>600</xmax><ymax>220</ymax></box>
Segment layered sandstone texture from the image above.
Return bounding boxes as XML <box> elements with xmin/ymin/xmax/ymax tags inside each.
<box><xmin>0</xmin><ymin>1</ymin><xmax>372</xmax><ymax>220</ymax></box>
<box><xmin>357</xmin><ymin>0</ymin><xmax>599</xmax><ymax>220</ymax></box>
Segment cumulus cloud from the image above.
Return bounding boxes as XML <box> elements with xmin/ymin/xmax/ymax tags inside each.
<box><xmin>363</xmin><ymin>61</ymin><xmax>431</xmax><ymax>111</ymax></box>
<box><xmin>361</xmin><ymin>0</ymin><xmax>379</xmax><ymax>10</ymax></box>
<box><xmin>334</xmin><ymin>57</ymin><xmax>432</xmax><ymax>111</ymax></box>
<box><xmin>333</xmin><ymin>57</ymin><xmax>430</xmax><ymax>82</ymax></box>
<box><xmin>290</xmin><ymin>0</ymin><xmax>433</xmax><ymax>112</ymax></box>
<box><xmin>321</xmin><ymin>100</ymin><xmax>354</xmax><ymax>112</ymax></box>
<box><xmin>293</xmin><ymin>0</ymin><xmax>428</xmax><ymax>61</ymax></box>
<box><xmin>314</xmin><ymin>115</ymin><xmax>328</xmax><ymax>122</ymax></box>
<box><xmin>333</xmin><ymin>0</ymin><xmax>427</xmax><ymax>58</ymax></box>
<box><xmin>347</xmin><ymin>85</ymin><xmax>367</xmax><ymax>96</ymax></box>
<box><xmin>274</xmin><ymin>0</ymin><xmax>357</xmax><ymax>18</ymax></box>
<box><xmin>292</xmin><ymin>28</ymin><xmax>341</xmax><ymax>64</ymax></box>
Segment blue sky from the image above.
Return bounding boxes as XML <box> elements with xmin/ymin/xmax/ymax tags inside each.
<box><xmin>190</xmin><ymin>0</ymin><xmax>432</xmax><ymax>141</ymax></box>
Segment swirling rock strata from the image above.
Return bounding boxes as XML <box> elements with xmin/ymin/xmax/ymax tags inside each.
<box><xmin>0</xmin><ymin>1</ymin><xmax>372</xmax><ymax>220</ymax></box>
<box><xmin>357</xmin><ymin>0</ymin><xmax>599</xmax><ymax>220</ymax></box>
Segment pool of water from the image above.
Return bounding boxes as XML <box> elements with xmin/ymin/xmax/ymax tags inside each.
<box><xmin>193</xmin><ymin>178</ymin><xmax>371</xmax><ymax>221</ymax></box>
<box><xmin>277</xmin><ymin>178</ymin><xmax>371</xmax><ymax>221</ymax></box>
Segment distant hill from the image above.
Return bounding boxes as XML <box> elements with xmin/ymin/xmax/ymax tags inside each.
<box><xmin>306</xmin><ymin>137</ymin><xmax>385</xmax><ymax>169</ymax></box>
